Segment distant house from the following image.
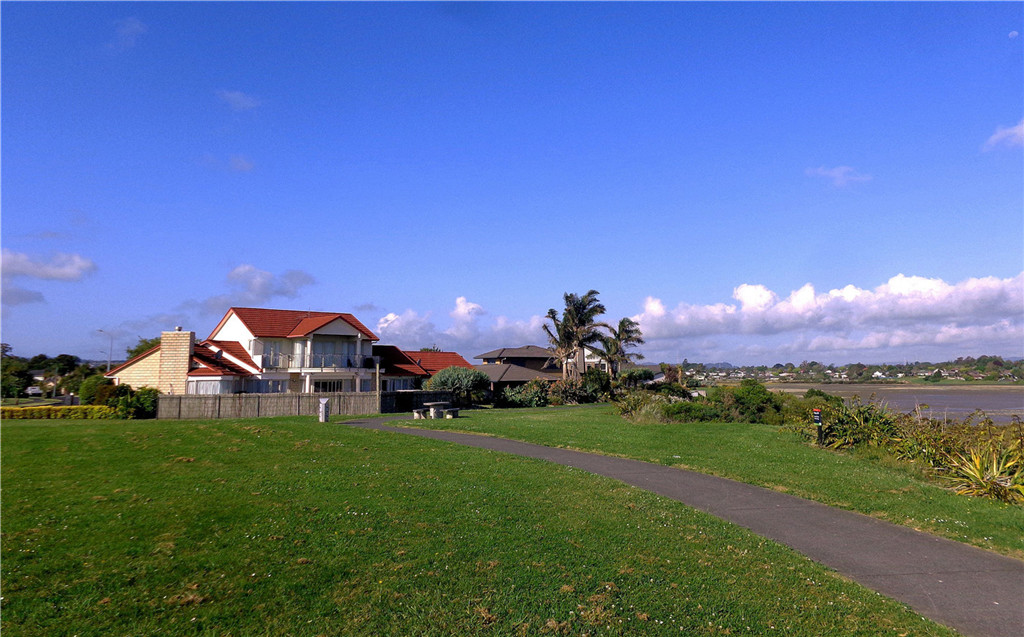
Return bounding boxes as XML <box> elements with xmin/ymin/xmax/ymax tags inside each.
<box><xmin>372</xmin><ymin>346</ymin><xmax>474</xmax><ymax>391</ymax></box>
<box><xmin>473</xmin><ymin>345</ymin><xmax>563</xmax><ymax>394</ymax></box>
<box><xmin>107</xmin><ymin>307</ymin><xmax>381</xmax><ymax>395</ymax></box>
<box><xmin>476</xmin><ymin>345</ymin><xmax>559</xmax><ymax>371</ymax></box>
<box><xmin>476</xmin><ymin>344</ymin><xmax>608</xmax><ymax>375</ymax></box>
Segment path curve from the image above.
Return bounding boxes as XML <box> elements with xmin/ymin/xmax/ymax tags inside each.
<box><xmin>340</xmin><ymin>416</ymin><xmax>1023</xmax><ymax>637</ymax></box>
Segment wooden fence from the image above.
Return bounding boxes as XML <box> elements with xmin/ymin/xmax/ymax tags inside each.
<box><xmin>157</xmin><ymin>390</ymin><xmax>452</xmax><ymax>420</ymax></box>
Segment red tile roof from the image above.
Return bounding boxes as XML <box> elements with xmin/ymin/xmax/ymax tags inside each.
<box><xmin>409</xmin><ymin>351</ymin><xmax>474</xmax><ymax>375</ymax></box>
<box><xmin>373</xmin><ymin>345</ymin><xmax>428</xmax><ymax>377</ymax></box>
<box><xmin>106</xmin><ymin>342</ymin><xmax>254</xmax><ymax>380</ymax></box>
<box><xmin>188</xmin><ymin>344</ymin><xmax>252</xmax><ymax>377</ymax></box>
<box><xmin>205</xmin><ymin>340</ymin><xmax>260</xmax><ymax>372</ymax></box>
<box><xmin>210</xmin><ymin>307</ymin><xmax>379</xmax><ymax>341</ymax></box>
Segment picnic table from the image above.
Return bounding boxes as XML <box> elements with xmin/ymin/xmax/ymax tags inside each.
<box><xmin>423</xmin><ymin>401</ymin><xmax>450</xmax><ymax>419</ymax></box>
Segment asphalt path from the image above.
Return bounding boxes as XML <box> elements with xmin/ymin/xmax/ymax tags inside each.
<box><xmin>340</xmin><ymin>416</ymin><xmax>1024</xmax><ymax>637</ymax></box>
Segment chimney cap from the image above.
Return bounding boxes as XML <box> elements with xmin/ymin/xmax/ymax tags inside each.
<box><xmin>175</xmin><ymin>326</ymin><xmax>182</xmax><ymax>331</ymax></box>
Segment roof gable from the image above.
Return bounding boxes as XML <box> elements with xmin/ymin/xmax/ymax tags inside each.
<box><xmin>204</xmin><ymin>340</ymin><xmax>260</xmax><ymax>372</ymax></box>
<box><xmin>189</xmin><ymin>344</ymin><xmax>252</xmax><ymax>377</ymax></box>
<box><xmin>374</xmin><ymin>345</ymin><xmax>428</xmax><ymax>377</ymax></box>
<box><xmin>211</xmin><ymin>307</ymin><xmax>379</xmax><ymax>341</ymax></box>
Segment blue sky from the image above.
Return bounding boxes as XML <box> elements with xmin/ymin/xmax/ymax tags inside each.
<box><xmin>3</xmin><ymin>2</ymin><xmax>1022</xmax><ymax>366</ymax></box>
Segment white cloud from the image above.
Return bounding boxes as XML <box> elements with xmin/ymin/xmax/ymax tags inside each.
<box><xmin>1010</xmin><ymin>31</ymin><xmax>1019</xmax><ymax>39</ymax></box>
<box><xmin>1</xmin><ymin>250</ymin><xmax>97</xmax><ymax>313</ymax></box>
<box><xmin>216</xmin><ymin>89</ymin><xmax>261</xmax><ymax>112</ymax></box>
<box><xmin>805</xmin><ymin>165</ymin><xmax>872</xmax><ymax>187</ymax></box>
<box><xmin>982</xmin><ymin>119</ymin><xmax>1024</xmax><ymax>151</ymax></box>
<box><xmin>188</xmin><ymin>265</ymin><xmax>315</xmax><ymax>315</ymax></box>
<box><xmin>733</xmin><ymin>284</ymin><xmax>776</xmax><ymax>312</ymax></box>
<box><xmin>109</xmin><ymin>17</ymin><xmax>147</xmax><ymax>51</ymax></box>
<box><xmin>375</xmin><ymin>297</ymin><xmax>545</xmax><ymax>357</ymax></box>
<box><xmin>2</xmin><ymin>249</ymin><xmax>97</xmax><ymax>280</ymax></box>
<box><xmin>634</xmin><ymin>272</ymin><xmax>1024</xmax><ymax>364</ymax></box>
<box><xmin>229</xmin><ymin>155</ymin><xmax>254</xmax><ymax>172</ymax></box>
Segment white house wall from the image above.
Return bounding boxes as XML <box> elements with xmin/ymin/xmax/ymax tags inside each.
<box><xmin>209</xmin><ymin>313</ymin><xmax>255</xmax><ymax>344</ymax></box>
<box><xmin>310</xmin><ymin>319</ymin><xmax>363</xmax><ymax>338</ymax></box>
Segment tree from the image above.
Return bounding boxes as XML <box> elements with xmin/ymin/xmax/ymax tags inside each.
<box><xmin>49</xmin><ymin>354</ymin><xmax>81</xmax><ymax>376</ymax></box>
<box><xmin>424</xmin><ymin>366</ymin><xmax>490</xmax><ymax>406</ymax></box>
<box><xmin>543</xmin><ymin>290</ymin><xmax>607</xmax><ymax>381</ymax></box>
<box><xmin>79</xmin><ymin>374</ymin><xmax>113</xmax><ymax>405</ymax></box>
<box><xmin>619</xmin><ymin>367</ymin><xmax>654</xmax><ymax>389</ymax></box>
<box><xmin>127</xmin><ymin>336</ymin><xmax>161</xmax><ymax>360</ymax></box>
<box><xmin>59</xmin><ymin>363</ymin><xmax>97</xmax><ymax>395</ymax></box>
<box><xmin>598</xmin><ymin>317</ymin><xmax>644</xmax><ymax>378</ymax></box>
<box><xmin>1</xmin><ymin>345</ymin><xmax>32</xmax><ymax>399</ymax></box>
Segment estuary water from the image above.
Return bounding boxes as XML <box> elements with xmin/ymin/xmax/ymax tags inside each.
<box><xmin>767</xmin><ymin>383</ymin><xmax>1024</xmax><ymax>424</ymax></box>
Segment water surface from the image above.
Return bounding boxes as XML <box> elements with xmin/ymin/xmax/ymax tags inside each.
<box><xmin>768</xmin><ymin>383</ymin><xmax>1023</xmax><ymax>424</ymax></box>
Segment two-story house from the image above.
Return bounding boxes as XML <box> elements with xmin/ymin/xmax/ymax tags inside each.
<box><xmin>107</xmin><ymin>307</ymin><xmax>381</xmax><ymax>395</ymax></box>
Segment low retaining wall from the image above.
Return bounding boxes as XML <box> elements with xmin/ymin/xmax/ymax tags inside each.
<box><xmin>157</xmin><ymin>390</ymin><xmax>452</xmax><ymax>420</ymax></box>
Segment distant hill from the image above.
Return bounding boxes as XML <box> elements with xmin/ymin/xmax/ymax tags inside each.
<box><xmin>704</xmin><ymin>362</ymin><xmax>735</xmax><ymax>369</ymax></box>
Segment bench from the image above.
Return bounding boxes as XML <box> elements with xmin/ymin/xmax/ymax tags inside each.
<box><xmin>412</xmin><ymin>408</ymin><xmax>428</xmax><ymax>419</ymax></box>
<box><xmin>443</xmin><ymin>408</ymin><xmax>460</xmax><ymax>419</ymax></box>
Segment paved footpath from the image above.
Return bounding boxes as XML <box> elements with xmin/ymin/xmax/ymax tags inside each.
<box><xmin>341</xmin><ymin>416</ymin><xmax>1024</xmax><ymax>637</ymax></box>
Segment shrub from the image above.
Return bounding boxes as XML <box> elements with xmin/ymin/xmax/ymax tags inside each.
<box><xmin>650</xmin><ymin>382</ymin><xmax>692</xmax><ymax>399</ymax></box>
<box><xmin>132</xmin><ymin>387</ymin><xmax>161</xmax><ymax>419</ymax></box>
<box><xmin>79</xmin><ymin>374</ymin><xmax>113</xmax><ymax>405</ymax></box>
<box><xmin>618</xmin><ymin>368</ymin><xmax>654</xmax><ymax>389</ymax></box>
<box><xmin>731</xmin><ymin>379</ymin><xmax>785</xmax><ymax>425</ymax></box>
<box><xmin>425</xmin><ymin>367</ymin><xmax>489</xmax><ymax>406</ymax></box>
<box><xmin>942</xmin><ymin>443</ymin><xmax>1024</xmax><ymax>504</ymax></box>
<box><xmin>1</xmin><ymin>405</ymin><xmax>116</xmax><ymax>419</ymax></box>
<box><xmin>820</xmin><ymin>397</ymin><xmax>901</xmax><ymax>449</ymax></box>
<box><xmin>548</xmin><ymin>377</ymin><xmax>591</xmax><ymax>405</ymax></box>
<box><xmin>662</xmin><ymin>400</ymin><xmax>727</xmax><ymax>423</ymax></box>
<box><xmin>581</xmin><ymin>368</ymin><xmax>611</xmax><ymax>399</ymax></box>
<box><xmin>615</xmin><ymin>390</ymin><xmax>671</xmax><ymax>422</ymax></box>
<box><xmin>501</xmin><ymin>379</ymin><xmax>550</xmax><ymax>408</ymax></box>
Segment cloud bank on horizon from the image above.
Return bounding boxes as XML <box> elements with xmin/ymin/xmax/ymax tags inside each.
<box><xmin>373</xmin><ymin>272</ymin><xmax>1023</xmax><ymax>365</ymax></box>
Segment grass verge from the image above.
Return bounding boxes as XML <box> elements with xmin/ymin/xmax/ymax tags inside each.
<box><xmin>2</xmin><ymin>416</ymin><xmax>957</xmax><ymax>636</ymax></box>
<box><xmin>397</xmin><ymin>405</ymin><xmax>1024</xmax><ymax>558</ymax></box>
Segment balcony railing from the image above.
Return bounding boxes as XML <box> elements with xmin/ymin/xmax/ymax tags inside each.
<box><xmin>261</xmin><ymin>353</ymin><xmax>380</xmax><ymax>371</ymax></box>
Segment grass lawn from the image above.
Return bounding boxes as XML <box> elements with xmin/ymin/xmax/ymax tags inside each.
<box><xmin>397</xmin><ymin>404</ymin><xmax>1024</xmax><ymax>558</ymax></box>
<box><xmin>2</xmin><ymin>416</ymin><xmax>958</xmax><ymax>636</ymax></box>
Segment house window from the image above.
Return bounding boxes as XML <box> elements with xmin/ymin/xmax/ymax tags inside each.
<box><xmin>244</xmin><ymin>379</ymin><xmax>286</xmax><ymax>393</ymax></box>
<box><xmin>386</xmin><ymin>378</ymin><xmax>414</xmax><ymax>391</ymax></box>
<box><xmin>360</xmin><ymin>379</ymin><xmax>373</xmax><ymax>392</ymax></box>
<box><xmin>312</xmin><ymin>341</ymin><xmax>335</xmax><ymax>367</ymax></box>
<box><xmin>188</xmin><ymin>380</ymin><xmax>229</xmax><ymax>395</ymax></box>
<box><xmin>313</xmin><ymin>380</ymin><xmax>343</xmax><ymax>393</ymax></box>
<box><xmin>313</xmin><ymin>379</ymin><xmax>357</xmax><ymax>393</ymax></box>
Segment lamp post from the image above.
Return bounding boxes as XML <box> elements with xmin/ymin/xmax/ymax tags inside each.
<box><xmin>97</xmin><ymin>329</ymin><xmax>113</xmax><ymax>372</ymax></box>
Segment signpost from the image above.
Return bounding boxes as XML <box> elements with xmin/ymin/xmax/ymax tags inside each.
<box><xmin>813</xmin><ymin>408</ymin><xmax>823</xmax><ymax>446</ymax></box>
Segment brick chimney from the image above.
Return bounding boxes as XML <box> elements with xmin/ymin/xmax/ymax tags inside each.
<box><xmin>158</xmin><ymin>328</ymin><xmax>194</xmax><ymax>395</ymax></box>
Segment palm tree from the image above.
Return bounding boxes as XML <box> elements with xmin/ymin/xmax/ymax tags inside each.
<box><xmin>543</xmin><ymin>290</ymin><xmax>607</xmax><ymax>381</ymax></box>
<box><xmin>598</xmin><ymin>317</ymin><xmax>645</xmax><ymax>378</ymax></box>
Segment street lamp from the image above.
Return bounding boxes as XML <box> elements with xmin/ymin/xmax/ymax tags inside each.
<box><xmin>97</xmin><ymin>329</ymin><xmax>113</xmax><ymax>372</ymax></box>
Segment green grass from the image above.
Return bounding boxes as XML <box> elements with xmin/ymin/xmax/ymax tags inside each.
<box><xmin>398</xmin><ymin>405</ymin><xmax>1024</xmax><ymax>558</ymax></box>
<box><xmin>2</xmin><ymin>416</ymin><xmax>958</xmax><ymax>636</ymax></box>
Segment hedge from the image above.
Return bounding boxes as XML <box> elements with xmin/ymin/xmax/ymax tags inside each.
<box><xmin>1</xmin><ymin>405</ymin><xmax>117</xmax><ymax>420</ymax></box>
